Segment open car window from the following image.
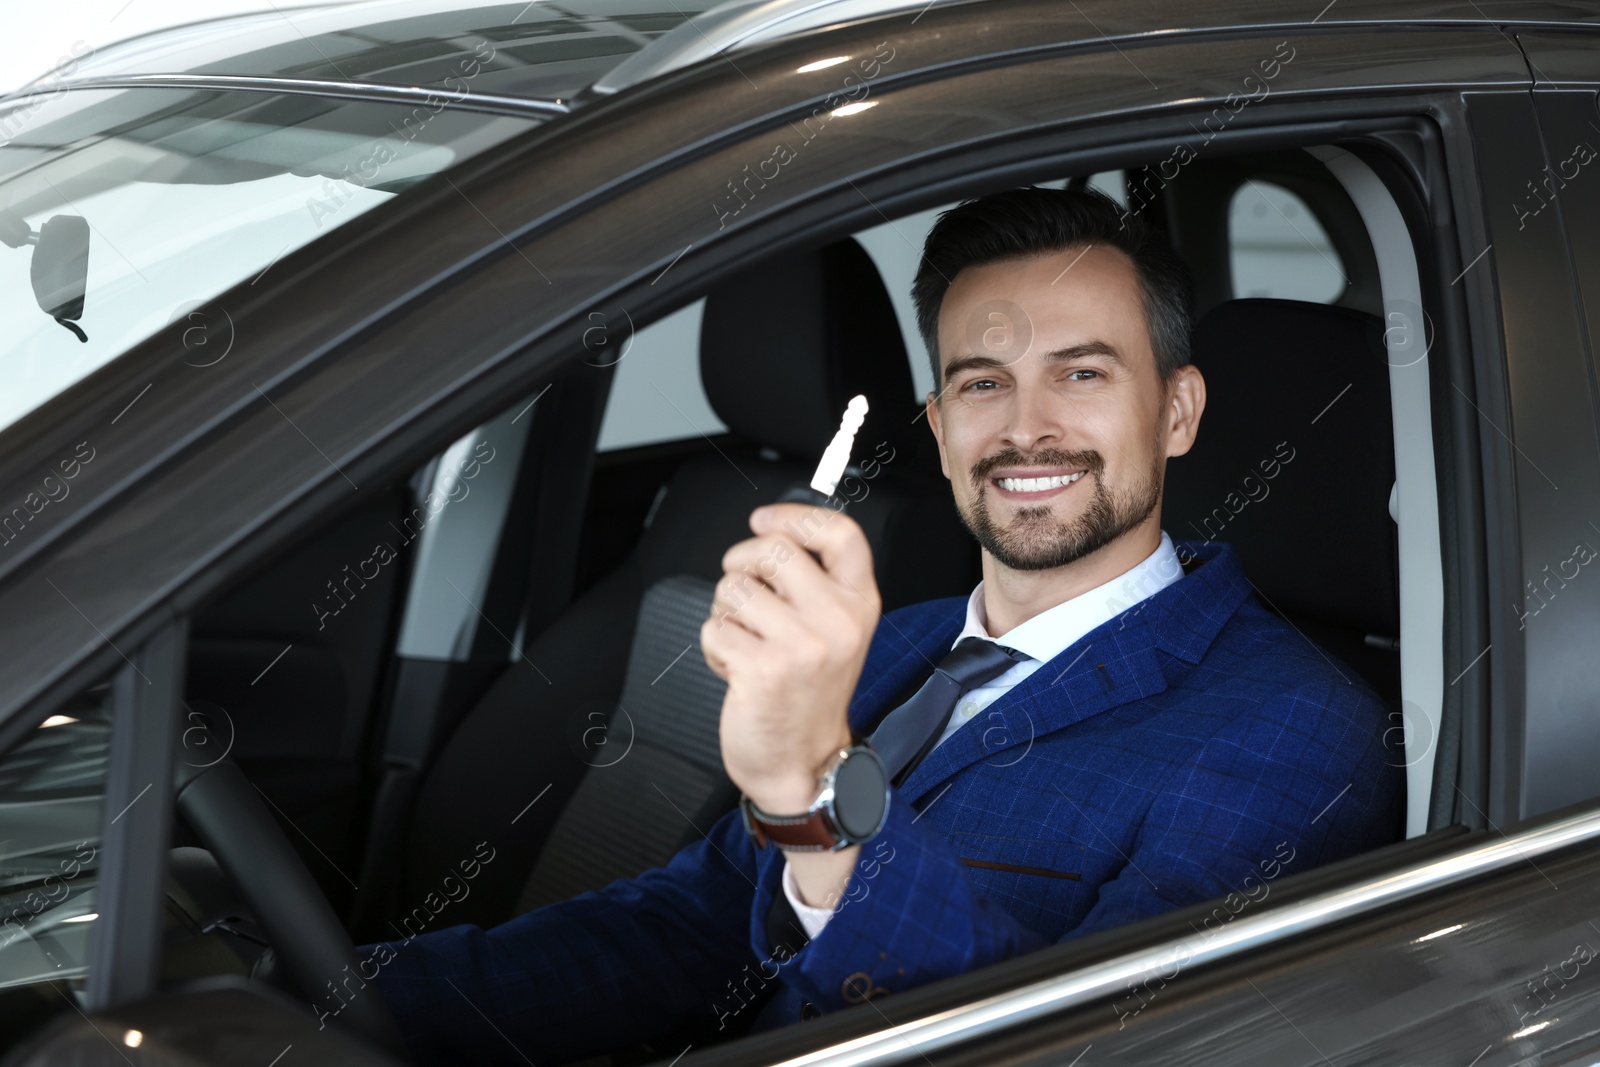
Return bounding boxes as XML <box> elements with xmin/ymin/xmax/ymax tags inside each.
<box><xmin>104</xmin><ymin>74</ymin><xmax>1445</xmax><ymax>1061</ymax></box>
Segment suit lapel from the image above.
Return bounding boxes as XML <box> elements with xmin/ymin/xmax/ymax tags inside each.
<box><xmin>846</xmin><ymin>538</ymin><xmax>1253</xmax><ymax>808</ymax></box>
<box><xmin>896</xmin><ymin>618</ymin><xmax>1168</xmax><ymax>804</ymax></box>
<box><xmin>846</xmin><ymin>606</ymin><xmax>963</xmax><ymax>734</ymax></box>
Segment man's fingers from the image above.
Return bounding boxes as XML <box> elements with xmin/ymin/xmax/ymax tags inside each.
<box><xmin>710</xmin><ymin>572</ymin><xmax>809</xmax><ymax>644</ymax></box>
<box><xmin>721</xmin><ymin>531</ymin><xmax>873</xmax><ymax>622</ymax></box>
<box><xmin>746</xmin><ymin>503</ymin><xmax>879</xmax><ymax>606</ymax></box>
<box><xmin>700</xmin><ymin>613</ymin><xmax>758</xmax><ymax>679</ymax></box>
<box><xmin>720</xmin><ymin>533</ymin><xmax>824</xmax><ymax>609</ymax></box>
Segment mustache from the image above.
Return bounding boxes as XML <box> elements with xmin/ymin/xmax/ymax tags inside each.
<box><xmin>970</xmin><ymin>448</ymin><xmax>1104</xmax><ymax>489</ymax></box>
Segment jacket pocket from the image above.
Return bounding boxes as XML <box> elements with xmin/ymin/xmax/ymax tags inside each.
<box><xmin>959</xmin><ymin>856</ymin><xmax>1080</xmax><ymax>880</ymax></box>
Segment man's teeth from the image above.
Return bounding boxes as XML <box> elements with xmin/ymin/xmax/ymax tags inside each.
<box><xmin>996</xmin><ymin>472</ymin><xmax>1084</xmax><ymax>492</ymax></box>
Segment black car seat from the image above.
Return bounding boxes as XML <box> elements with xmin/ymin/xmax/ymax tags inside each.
<box><xmin>1162</xmin><ymin>297</ymin><xmax>1400</xmax><ymax>701</ymax></box>
<box><xmin>396</xmin><ymin>238</ymin><xmax>980</xmax><ymax>928</ymax></box>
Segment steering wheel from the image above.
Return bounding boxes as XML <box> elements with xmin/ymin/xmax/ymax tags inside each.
<box><xmin>172</xmin><ymin>725</ymin><xmax>407</xmax><ymax>1058</ymax></box>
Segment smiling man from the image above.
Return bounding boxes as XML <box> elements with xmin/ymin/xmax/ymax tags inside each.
<box><xmin>702</xmin><ymin>184</ymin><xmax>1403</xmax><ymax>1018</ymax></box>
<box><xmin>366</xmin><ymin>185</ymin><xmax>1404</xmax><ymax>1064</ymax></box>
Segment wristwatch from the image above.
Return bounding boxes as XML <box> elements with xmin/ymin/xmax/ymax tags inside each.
<box><xmin>740</xmin><ymin>737</ymin><xmax>890</xmax><ymax>852</ymax></box>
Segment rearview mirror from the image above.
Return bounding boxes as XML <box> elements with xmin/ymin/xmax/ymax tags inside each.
<box><xmin>1</xmin><ymin>208</ymin><xmax>92</xmax><ymax>343</ymax></box>
<box><xmin>32</xmin><ymin>214</ymin><xmax>89</xmax><ymax>341</ymax></box>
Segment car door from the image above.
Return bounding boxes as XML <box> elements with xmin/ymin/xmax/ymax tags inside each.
<box><xmin>4</xmin><ymin>2</ymin><xmax>1600</xmax><ymax>1065</ymax></box>
<box><xmin>629</xmin><ymin>19</ymin><xmax>1600</xmax><ymax>1067</ymax></box>
<box><xmin>1517</xmin><ymin>31</ymin><xmax>1600</xmax><ymax>816</ymax></box>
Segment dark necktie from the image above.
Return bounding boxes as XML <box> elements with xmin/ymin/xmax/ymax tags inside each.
<box><xmin>868</xmin><ymin>636</ymin><xmax>1029</xmax><ymax>786</ymax></box>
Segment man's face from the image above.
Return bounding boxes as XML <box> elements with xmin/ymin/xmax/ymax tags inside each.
<box><xmin>926</xmin><ymin>244</ymin><xmax>1202</xmax><ymax>572</ymax></box>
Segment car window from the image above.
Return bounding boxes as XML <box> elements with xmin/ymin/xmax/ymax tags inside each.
<box><xmin>1228</xmin><ymin>179</ymin><xmax>1346</xmax><ymax>302</ymax></box>
<box><xmin>143</xmin><ymin>118</ymin><xmax>1438</xmax><ymax>1060</ymax></box>
<box><xmin>0</xmin><ymin>86</ymin><xmax>542</xmax><ymax>436</ymax></box>
<box><xmin>595</xmin><ymin>299</ymin><xmax>727</xmax><ymax>451</ymax></box>
<box><xmin>0</xmin><ymin>678</ymin><xmax>112</xmax><ymax>1046</ymax></box>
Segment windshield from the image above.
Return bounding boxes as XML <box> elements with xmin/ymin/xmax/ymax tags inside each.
<box><xmin>0</xmin><ymin>86</ymin><xmax>541</xmax><ymax>434</ymax></box>
<box><xmin>28</xmin><ymin>1</ymin><xmax>709</xmax><ymax>101</ymax></box>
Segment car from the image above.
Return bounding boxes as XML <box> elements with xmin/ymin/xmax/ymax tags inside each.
<box><xmin>0</xmin><ymin>0</ymin><xmax>1597</xmax><ymax>1062</ymax></box>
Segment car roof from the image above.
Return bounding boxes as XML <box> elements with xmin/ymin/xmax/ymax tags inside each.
<box><xmin>14</xmin><ymin>0</ymin><xmax>1597</xmax><ymax>116</ymax></box>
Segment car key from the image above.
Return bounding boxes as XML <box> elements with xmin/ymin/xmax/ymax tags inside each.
<box><xmin>775</xmin><ymin>394</ymin><xmax>869</xmax><ymax>509</ymax></box>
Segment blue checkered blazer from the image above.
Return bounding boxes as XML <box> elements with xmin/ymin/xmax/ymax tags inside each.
<box><xmin>363</xmin><ymin>539</ymin><xmax>1404</xmax><ymax>1063</ymax></box>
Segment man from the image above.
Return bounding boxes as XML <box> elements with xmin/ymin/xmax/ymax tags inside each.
<box><xmin>364</xmin><ymin>186</ymin><xmax>1404</xmax><ymax>1063</ymax></box>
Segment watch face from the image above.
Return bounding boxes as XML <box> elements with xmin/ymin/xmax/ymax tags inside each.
<box><xmin>832</xmin><ymin>748</ymin><xmax>889</xmax><ymax>840</ymax></box>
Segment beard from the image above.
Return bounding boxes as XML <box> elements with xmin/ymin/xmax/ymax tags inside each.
<box><xmin>958</xmin><ymin>446</ymin><xmax>1163</xmax><ymax>571</ymax></box>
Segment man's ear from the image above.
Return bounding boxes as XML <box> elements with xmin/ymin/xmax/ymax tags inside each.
<box><xmin>925</xmin><ymin>390</ymin><xmax>951</xmax><ymax>480</ymax></box>
<box><xmin>1162</xmin><ymin>364</ymin><xmax>1206</xmax><ymax>459</ymax></box>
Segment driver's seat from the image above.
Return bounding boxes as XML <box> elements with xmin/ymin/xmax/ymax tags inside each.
<box><xmin>395</xmin><ymin>237</ymin><xmax>978</xmax><ymax>930</ymax></box>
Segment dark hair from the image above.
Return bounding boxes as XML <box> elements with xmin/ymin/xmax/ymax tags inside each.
<box><xmin>911</xmin><ymin>185</ymin><xmax>1194</xmax><ymax>391</ymax></box>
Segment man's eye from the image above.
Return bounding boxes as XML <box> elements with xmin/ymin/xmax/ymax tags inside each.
<box><xmin>1066</xmin><ymin>369</ymin><xmax>1099</xmax><ymax>381</ymax></box>
<box><xmin>962</xmin><ymin>378</ymin><xmax>998</xmax><ymax>392</ymax></box>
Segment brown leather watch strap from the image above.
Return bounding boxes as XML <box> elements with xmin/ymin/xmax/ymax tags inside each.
<box><xmin>740</xmin><ymin>795</ymin><xmax>841</xmax><ymax>851</ymax></box>
<box><xmin>740</xmin><ymin>737</ymin><xmax>886</xmax><ymax>852</ymax></box>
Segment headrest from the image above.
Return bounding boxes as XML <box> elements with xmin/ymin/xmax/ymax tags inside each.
<box><xmin>700</xmin><ymin>238</ymin><xmax>920</xmax><ymax>461</ymax></box>
<box><xmin>1163</xmin><ymin>298</ymin><xmax>1398</xmax><ymax>638</ymax></box>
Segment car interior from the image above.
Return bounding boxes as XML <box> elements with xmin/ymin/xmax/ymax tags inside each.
<box><xmin>0</xmin><ymin>140</ymin><xmax>1447</xmax><ymax>1058</ymax></box>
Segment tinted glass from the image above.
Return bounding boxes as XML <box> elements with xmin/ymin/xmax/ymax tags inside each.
<box><xmin>0</xmin><ymin>679</ymin><xmax>111</xmax><ymax>1047</ymax></box>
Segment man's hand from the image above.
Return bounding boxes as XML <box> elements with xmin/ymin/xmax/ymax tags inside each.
<box><xmin>700</xmin><ymin>502</ymin><xmax>881</xmax><ymax>816</ymax></box>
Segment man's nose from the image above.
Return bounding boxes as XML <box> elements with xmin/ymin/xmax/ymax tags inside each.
<box><xmin>1000</xmin><ymin>381</ymin><xmax>1066</xmax><ymax>454</ymax></box>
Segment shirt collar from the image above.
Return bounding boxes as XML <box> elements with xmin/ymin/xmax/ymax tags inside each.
<box><xmin>953</xmin><ymin>530</ymin><xmax>1185</xmax><ymax>663</ymax></box>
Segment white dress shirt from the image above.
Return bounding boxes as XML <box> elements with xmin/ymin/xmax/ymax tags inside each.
<box><xmin>780</xmin><ymin>530</ymin><xmax>1185</xmax><ymax>939</ymax></box>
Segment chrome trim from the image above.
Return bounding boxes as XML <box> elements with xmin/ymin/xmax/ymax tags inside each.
<box><xmin>0</xmin><ymin>74</ymin><xmax>570</xmax><ymax>117</ymax></box>
<box><xmin>786</xmin><ymin>806</ymin><xmax>1600</xmax><ymax>1065</ymax></box>
<box><xmin>590</xmin><ymin>0</ymin><xmax>976</xmax><ymax>95</ymax></box>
